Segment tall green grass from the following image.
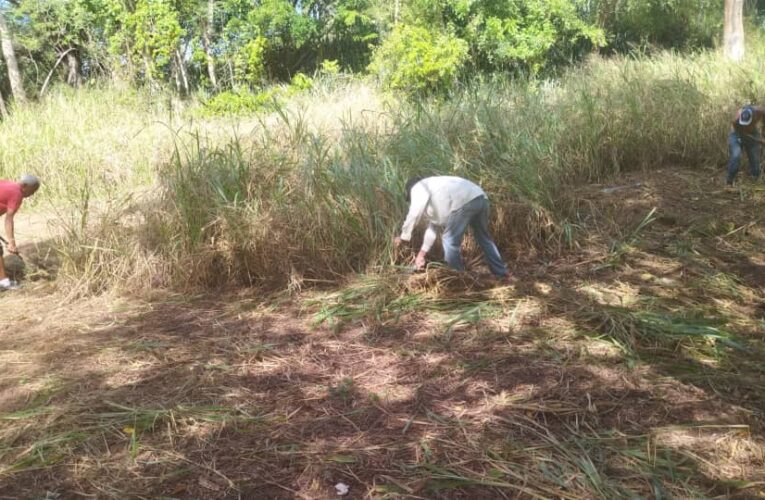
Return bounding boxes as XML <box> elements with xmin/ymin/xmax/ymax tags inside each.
<box><xmin>0</xmin><ymin>84</ymin><xmax>189</xmax><ymax>201</ymax></box>
<box><xmin>11</xmin><ymin>45</ymin><xmax>765</xmax><ymax>291</ymax></box>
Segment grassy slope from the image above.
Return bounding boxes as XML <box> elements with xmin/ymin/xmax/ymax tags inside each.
<box><xmin>0</xmin><ymin>168</ymin><xmax>763</xmax><ymax>498</ymax></box>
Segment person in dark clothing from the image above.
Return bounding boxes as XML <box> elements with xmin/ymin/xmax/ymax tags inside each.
<box><xmin>727</xmin><ymin>105</ymin><xmax>765</xmax><ymax>186</ymax></box>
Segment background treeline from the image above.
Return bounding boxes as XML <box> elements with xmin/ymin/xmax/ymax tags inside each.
<box><xmin>0</xmin><ymin>0</ymin><xmax>762</xmax><ymax>104</ymax></box>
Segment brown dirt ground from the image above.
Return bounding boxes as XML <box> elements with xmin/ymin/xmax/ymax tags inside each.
<box><xmin>1</xmin><ymin>167</ymin><xmax>764</xmax><ymax>499</ymax></box>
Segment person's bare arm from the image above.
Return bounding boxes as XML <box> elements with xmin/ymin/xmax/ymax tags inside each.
<box><xmin>5</xmin><ymin>210</ymin><xmax>17</xmax><ymax>253</ymax></box>
<box><xmin>413</xmin><ymin>224</ymin><xmax>439</xmax><ymax>269</ymax></box>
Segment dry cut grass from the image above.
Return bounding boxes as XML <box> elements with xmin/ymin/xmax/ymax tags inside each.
<box><xmin>1</xmin><ymin>168</ymin><xmax>764</xmax><ymax>498</ymax></box>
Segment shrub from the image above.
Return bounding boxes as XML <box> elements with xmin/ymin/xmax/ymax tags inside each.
<box><xmin>368</xmin><ymin>24</ymin><xmax>468</xmax><ymax>94</ymax></box>
<box><xmin>289</xmin><ymin>72</ymin><xmax>314</xmax><ymax>93</ymax></box>
<box><xmin>320</xmin><ymin>59</ymin><xmax>341</xmax><ymax>75</ymax></box>
<box><xmin>202</xmin><ymin>88</ymin><xmax>282</xmax><ymax>116</ymax></box>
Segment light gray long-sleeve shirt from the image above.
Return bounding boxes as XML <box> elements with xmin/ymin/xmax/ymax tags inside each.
<box><xmin>399</xmin><ymin>176</ymin><xmax>486</xmax><ymax>252</ymax></box>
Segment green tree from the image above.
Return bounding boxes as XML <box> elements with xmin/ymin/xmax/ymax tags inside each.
<box><xmin>128</xmin><ymin>0</ymin><xmax>184</xmax><ymax>83</ymax></box>
<box><xmin>13</xmin><ymin>0</ymin><xmax>105</xmax><ymax>90</ymax></box>
<box><xmin>0</xmin><ymin>7</ymin><xmax>26</xmax><ymax>102</ymax></box>
<box><xmin>596</xmin><ymin>0</ymin><xmax>723</xmax><ymax>52</ymax></box>
<box><xmin>399</xmin><ymin>0</ymin><xmax>605</xmax><ymax>75</ymax></box>
<box><xmin>368</xmin><ymin>23</ymin><xmax>468</xmax><ymax>93</ymax></box>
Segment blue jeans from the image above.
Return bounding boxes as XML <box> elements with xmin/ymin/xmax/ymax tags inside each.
<box><xmin>442</xmin><ymin>196</ymin><xmax>509</xmax><ymax>277</ymax></box>
<box><xmin>727</xmin><ymin>131</ymin><xmax>761</xmax><ymax>184</ymax></box>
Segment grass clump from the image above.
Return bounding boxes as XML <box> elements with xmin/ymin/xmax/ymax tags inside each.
<box><xmin>305</xmin><ymin>268</ymin><xmax>510</xmax><ymax>337</ymax></box>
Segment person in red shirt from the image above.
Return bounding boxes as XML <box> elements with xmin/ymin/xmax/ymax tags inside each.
<box><xmin>727</xmin><ymin>105</ymin><xmax>765</xmax><ymax>186</ymax></box>
<box><xmin>0</xmin><ymin>174</ymin><xmax>40</xmax><ymax>290</ymax></box>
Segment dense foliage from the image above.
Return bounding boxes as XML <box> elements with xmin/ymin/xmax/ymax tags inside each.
<box><xmin>0</xmin><ymin>0</ymin><xmax>742</xmax><ymax>102</ymax></box>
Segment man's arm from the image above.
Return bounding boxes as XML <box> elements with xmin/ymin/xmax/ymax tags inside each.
<box><xmin>414</xmin><ymin>223</ymin><xmax>439</xmax><ymax>269</ymax></box>
<box><xmin>421</xmin><ymin>223</ymin><xmax>438</xmax><ymax>253</ymax></box>
<box><xmin>5</xmin><ymin>210</ymin><xmax>17</xmax><ymax>253</ymax></box>
<box><xmin>399</xmin><ymin>183</ymin><xmax>430</xmax><ymax>242</ymax></box>
<box><xmin>740</xmin><ymin>133</ymin><xmax>765</xmax><ymax>146</ymax></box>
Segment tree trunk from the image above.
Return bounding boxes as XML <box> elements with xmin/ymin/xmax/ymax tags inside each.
<box><xmin>172</xmin><ymin>56</ymin><xmax>181</xmax><ymax>91</ymax></box>
<box><xmin>175</xmin><ymin>49</ymin><xmax>189</xmax><ymax>95</ymax></box>
<box><xmin>227</xmin><ymin>57</ymin><xmax>235</xmax><ymax>87</ymax></box>
<box><xmin>41</xmin><ymin>47</ymin><xmax>76</xmax><ymax>96</ymax></box>
<box><xmin>142</xmin><ymin>49</ymin><xmax>154</xmax><ymax>85</ymax></box>
<box><xmin>66</xmin><ymin>50</ymin><xmax>82</xmax><ymax>87</ymax></box>
<box><xmin>0</xmin><ymin>89</ymin><xmax>7</xmax><ymax>119</ymax></box>
<box><xmin>394</xmin><ymin>0</ymin><xmax>400</xmax><ymax>25</ymax></box>
<box><xmin>723</xmin><ymin>0</ymin><xmax>745</xmax><ymax>61</ymax></box>
<box><xmin>203</xmin><ymin>0</ymin><xmax>218</xmax><ymax>90</ymax></box>
<box><xmin>124</xmin><ymin>39</ymin><xmax>135</xmax><ymax>82</ymax></box>
<box><xmin>0</xmin><ymin>12</ymin><xmax>26</xmax><ymax>103</ymax></box>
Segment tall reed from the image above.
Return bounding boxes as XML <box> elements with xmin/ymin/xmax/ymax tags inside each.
<box><xmin>34</xmin><ymin>45</ymin><xmax>765</xmax><ymax>290</ymax></box>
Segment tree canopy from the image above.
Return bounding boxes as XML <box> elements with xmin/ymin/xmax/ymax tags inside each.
<box><xmin>0</xmin><ymin>0</ymin><xmax>748</xmax><ymax>101</ymax></box>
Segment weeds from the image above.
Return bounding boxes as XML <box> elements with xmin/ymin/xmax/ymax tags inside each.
<box><xmin>328</xmin><ymin>377</ymin><xmax>356</xmax><ymax>402</ymax></box>
<box><xmin>594</xmin><ymin>207</ymin><xmax>658</xmax><ymax>270</ymax></box>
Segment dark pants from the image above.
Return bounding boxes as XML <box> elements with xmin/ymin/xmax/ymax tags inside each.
<box><xmin>442</xmin><ymin>196</ymin><xmax>509</xmax><ymax>277</ymax></box>
<box><xmin>727</xmin><ymin>131</ymin><xmax>761</xmax><ymax>185</ymax></box>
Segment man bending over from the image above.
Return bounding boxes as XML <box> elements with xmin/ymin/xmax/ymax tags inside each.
<box><xmin>727</xmin><ymin>105</ymin><xmax>765</xmax><ymax>186</ymax></box>
<box><xmin>0</xmin><ymin>174</ymin><xmax>40</xmax><ymax>290</ymax></box>
<box><xmin>394</xmin><ymin>175</ymin><xmax>510</xmax><ymax>280</ymax></box>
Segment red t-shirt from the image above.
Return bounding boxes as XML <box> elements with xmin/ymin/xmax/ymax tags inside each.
<box><xmin>0</xmin><ymin>181</ymin><xmax>23</xmax><ymax>216</ymax></box>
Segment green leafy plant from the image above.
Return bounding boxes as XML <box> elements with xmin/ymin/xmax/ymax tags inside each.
<box><xmin>320</xmin><ymin>59</ymin><xmax>340</xmax><ymax>75</ymax></box>
<box><xmin>368</xmin><ymin>24</ymin><xmax>468</xmax><ymax>94</ymax></box>
<box><xmin>202</xmin><ymin>88</ymin><xmax>282</xmax><ymax>115</ymax></box>
<box><xmin>289</xmin><ymin>72</ymin><xmax>313</xmax><ymax>92</ymax></box>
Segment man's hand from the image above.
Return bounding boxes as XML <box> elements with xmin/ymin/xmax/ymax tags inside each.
<box><xmin>7</xmin><ymin>241</ymin><xmax>17</xmax><ymax>254</ymax></box>
<box><xmin>414</xmin><ymin>251</ymin><xmax>427</xmax><ymax>270</ymax></box>
<box><xmin>393</xmin><ymin>236</ymin><xmax>403</xmax><ymax>247</ymax></box>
